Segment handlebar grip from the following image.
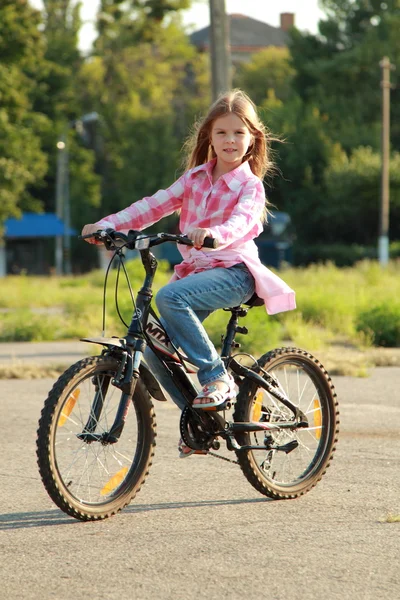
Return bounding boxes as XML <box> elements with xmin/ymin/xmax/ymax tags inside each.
<box><xmin>79</xmin><ymin>233</ymin><xmax>96</xmax><ymax>240</ymax></box>
<box><xmin>202</xmin><ymin>237</ymin><xmax>219</xmax><ymax>249</ymax></box>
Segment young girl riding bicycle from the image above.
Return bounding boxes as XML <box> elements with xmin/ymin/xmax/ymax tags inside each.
<box><xmin>82</xmin><ymin>89</ymin><xmax>296</xmax><ymax>455</ymax></box>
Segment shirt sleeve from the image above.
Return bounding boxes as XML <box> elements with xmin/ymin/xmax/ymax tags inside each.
<box><xmin>96</xmin><ymin>172</ymin><xmax>187</xmax><ymax>231</ymax></box>
<box><xmin>207</xmin><ymin>179</ymin><xmax>265</xmax><ymax>246</ymax></box>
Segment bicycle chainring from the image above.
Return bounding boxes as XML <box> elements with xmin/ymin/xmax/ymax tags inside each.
<box><xmin>179</xmin><ymin>407</ymin><xmax>216</xmax><ymax>451</ymax></box>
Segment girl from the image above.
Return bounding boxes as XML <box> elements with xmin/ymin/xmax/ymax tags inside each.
<box><xmin>82</xmin><ymin>89</ymin><xmax>296</xmax><ymax>455</ymax></box>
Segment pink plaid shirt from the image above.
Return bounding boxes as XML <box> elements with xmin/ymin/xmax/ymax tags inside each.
<box><xmin>97</xmin><ymin>159</ymin><xmax>296</xmax><ymax>314</ymax></box>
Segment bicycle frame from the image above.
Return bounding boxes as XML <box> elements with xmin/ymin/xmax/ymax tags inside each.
<box><xmin>80</xmin><ymin>234</ymin><xmax>307</xmax><ymax>448</ymax></box>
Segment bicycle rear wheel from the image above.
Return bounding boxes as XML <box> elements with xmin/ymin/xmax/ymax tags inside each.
<box><xmin>233</xmin><ymin>347</ymin><xmax>339</xmax><ymax>499</ymax></box>
<box><xmin>36</xmin><ymin>355</ymin><xmax>156</xmax><ymax>520</ymax></box>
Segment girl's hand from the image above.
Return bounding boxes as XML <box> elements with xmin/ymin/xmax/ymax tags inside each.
<box><xmin>186</xmin><ymin>227</ymin><xmax>211</xmax><ymax>250</ymax></box>
<box><xmin>81</xmin><ymin>224</ymin><xmax>104</xmax><ymax>244</ymax></box>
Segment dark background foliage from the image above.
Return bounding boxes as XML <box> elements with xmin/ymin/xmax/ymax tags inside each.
<box><xmin>2</xmin><ymin>0</ymin><xmax>400</xmax><ymax>268</ymax></box>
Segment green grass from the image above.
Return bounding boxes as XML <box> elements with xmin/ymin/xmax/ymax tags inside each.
<box><xmin>1</xmin><ymin>259</ymin><xmax>399</xmax><ymax>366</ymax></box>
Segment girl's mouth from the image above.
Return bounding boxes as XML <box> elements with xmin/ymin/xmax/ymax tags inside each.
<box><xmin>224</xmin><ymin>148</ymin><xmax>236</xmax><ymax>153</ymax></box>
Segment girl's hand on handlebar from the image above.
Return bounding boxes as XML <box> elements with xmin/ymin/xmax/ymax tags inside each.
<box><xmin>186</xmin><ymin>228</ymin><xmax>211</xmax><ymax>250</ymax></box>
<box><xmin>81</xmin><ymin>224</ymin><xmax>104</xmax><ymax>244</ymax></box>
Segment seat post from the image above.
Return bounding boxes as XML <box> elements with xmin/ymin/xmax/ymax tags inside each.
<box><xmin>221</xmin><ymin>306</ymin><xmax>248</xmax><ymax>360</ymax></box>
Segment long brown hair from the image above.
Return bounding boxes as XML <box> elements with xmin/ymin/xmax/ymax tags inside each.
<box><xmin>183</xmin><ymin>89</ymin><xmax>273</xmax><ymax>180</ymax></box>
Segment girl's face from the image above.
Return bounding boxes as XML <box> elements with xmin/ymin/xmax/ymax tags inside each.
<box><xmin>210</xmin><ymin>113</ymin><xmax>253</xmax><ymax>172</ymax></box>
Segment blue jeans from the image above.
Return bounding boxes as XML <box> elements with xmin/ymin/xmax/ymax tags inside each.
<box><xmin>143</xmin><ymin>264</ymin><xmax>255</xmax><ymax>409</ymax></box>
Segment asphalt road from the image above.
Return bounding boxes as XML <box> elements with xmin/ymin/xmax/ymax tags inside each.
<box><xmin>0</xmin><ymin>344</ymin><xmax>399</xmax><ymax>600</ymax></box>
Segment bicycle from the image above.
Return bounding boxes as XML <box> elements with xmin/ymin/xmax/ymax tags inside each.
<box><xmin>36</xmin><ymin>229</ymin><xmax>339</xmax><ymax>521</ymax></box>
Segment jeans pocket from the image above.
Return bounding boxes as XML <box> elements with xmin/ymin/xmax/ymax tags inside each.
<box><xmin>242</xmin><ymin>279</ymin><xmax>256</xmax><ymax>304</ymax></box>
<box><xmin>229</xmin><ymin>264</ymin><xmax>255</xmax><ymax>304</ymax></box>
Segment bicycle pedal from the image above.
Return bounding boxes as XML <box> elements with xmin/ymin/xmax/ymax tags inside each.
<box><xmin>201</xmin><ymin>400</ymin><xmax>231</xmax><ymax>412</ymax></box>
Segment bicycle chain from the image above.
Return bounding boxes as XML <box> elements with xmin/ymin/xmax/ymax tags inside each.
<box><xmin>208</xmin><ymin>451</ymin><xmax>239</xmax><ymax>465</ymax></box>
<box><xmin>180</xmin><ymin>408</ymin><xmax>239</xmax><ymax>464</ymax></box>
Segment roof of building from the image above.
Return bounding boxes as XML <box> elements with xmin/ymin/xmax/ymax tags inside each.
<box><xmin>5</xmin><ymin>213</ymin><xmax>76</xmax><ymax>238</ymax></box>
<box><xmin>190</xmin><ymin>14</ymin><xmax>289</xmax><ymax>50</ymax></box>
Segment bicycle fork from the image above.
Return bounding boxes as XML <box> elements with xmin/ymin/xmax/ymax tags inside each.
<box><xmin>79</xmin><ymin>250</ymin><xmax>156</xmax><ymax>445</ymax></box>
<box><xmin>77</xmin><ymin>344</ymin><xmax>144</xmax><ymax>444</ymax></box>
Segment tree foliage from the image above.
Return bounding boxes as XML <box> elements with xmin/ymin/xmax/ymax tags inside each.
<box><xmin>3</xmin><ymin>0</ymin><xmax>400</xmax><ymax>270</ymax></box>
<box><xmin>324</xmin><ymin>146</ymin><xmax>400</xmax><ymax>243</ymax></box>
<box><xmin>234</xmin><ymin>47</ymin><xmax>295</xmax><ymax>107</ymax></box>
<box><xmin>231</xmin><ymin>0</ymin><xmax>400</xmax><ymax>257</ymax></box>
<box><xmin>0</xmin><ymin>0</ymin><xmax>48</xmax><ymax>223</ymax></box>
<box><xmin>262</xmin><ymin>97</ymin><xmax>344</xmax><ymax>243</ymax></box>
<box><xmin>78</xmin><ymin>2</ymin><xmax>209</xmax><ymax>227</ymax></box>
<box><xmin>290</xmin><ymin>1</ymin><xmax>400</xmax><ymax>150</ymax></box>
<box><xmin>42</xmin><ymin>0</ymin><xmax>82</xmax><ymax>68</ymax></box>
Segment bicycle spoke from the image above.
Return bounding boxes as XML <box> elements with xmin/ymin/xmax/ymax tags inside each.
<box><xmin>49</xmin><ymin>362</ymin><xmax>141</xmax><ymax>506</ymax></box>
<box><xmin>234</xmin><ymin>348</ymin><xmax>339</xmax><ymax>498</ymax></box>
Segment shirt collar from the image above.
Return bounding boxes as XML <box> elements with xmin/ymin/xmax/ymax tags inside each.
<box><xmin>222</xmin><ymin>160</ymin><xmax>254</xmax><ymax>191</ymax></box>
<box><xmin>190</xmin><ymin>159</ymin><xmax>216</xmax><ymax>177</ymax></box>
<box><xmin>191</xmin><ymin>159</ymin><xmax>255</xmax><ymax>191</ymax></box>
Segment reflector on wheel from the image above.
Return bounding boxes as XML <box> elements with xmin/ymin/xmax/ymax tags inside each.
<box><xmin>58</xmin><ymin>389</ymin><xmax>80</xmax><ymax>427</ymax></box>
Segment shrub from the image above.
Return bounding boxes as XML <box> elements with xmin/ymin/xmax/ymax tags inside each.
<box><xmin>1</xmin><ymin>260</ymin><xmax>400</xmax><ymax>349</ymax></box>
<box><xmin>204</xmin><ymin>306</ymin><xmax>284</xmax><ymax>356</ymax></box>
<box><xmin>293</xmin><ymin>243</ymin><xmax>377</xmax><ymax>267</ymax></box>
<box><xmin>356</xmin><ymin>303</ymin><xmax>400</xmax><ymax>347</ymax></box>
<box><xmin>0</xmin><ymin>311</ymin><xmax>65</xmax><ymax>342</ymax></box>
<box><xmin>390</xmin><ymin>241</ymin><xmax>400</xmax><ymax>259</ymax></box>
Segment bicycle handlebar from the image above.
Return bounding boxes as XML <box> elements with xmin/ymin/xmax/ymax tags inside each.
<box><xmin>79</xmin><ymin>229</ymin><xmax>219</xmax><ymax>250</ymax></box>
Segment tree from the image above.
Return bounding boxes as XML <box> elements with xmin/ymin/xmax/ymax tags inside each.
<box><xmin>133</xmin><ymin>0</ymin><xmax>191</xmax><ymax>21</ymax></box>
<box><xmin>42</xmin><ymin>0</ymin><xmax>82</xmax><ymax>68</ymax></box>
<box><xmin>95</xmin><ymin>0</ymin><xmax>191</xmax><ymax>53</ymax></box>
<box><xmin>20</xmin><ymin>0</ymin><xmax>102</xmax><ymax>271</ymax></box>
<box><xmin>263</xmin><ymin>96</ymin><xmax>345</xmax><ymax>245</ymax></box>
<box><xmin>324</xmin><ymin>146</ymin><xmax>400</xmax><ymax>244</ymax></box>
<box><xmin>78</xmin><ymin>1</ymin><xmax>209</xmax><ymax>228</ymax></box>
<box><xmin>234</xmin><ymin>47</ymin><xmax>295</xmax><ymax>106</ymax></box>
<box><xmin>290</xmin><ymin>1</ymin><xmax>400</xmax><ymax>151</ymax></box>
<box><xmin>320</xmin><ymin>0</ymin><xmax>400</xmax><ymax>49</ymax></box>
<box><xmin>0</xmin><ymin>0</ymin><xmax>48</xmax><ymax>224</ymax></box>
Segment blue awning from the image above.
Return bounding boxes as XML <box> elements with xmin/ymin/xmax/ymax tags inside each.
<box><xmin>4</xmin><ymin>213</ymin><xmax>77</xmax><ymax>238</ymax></box>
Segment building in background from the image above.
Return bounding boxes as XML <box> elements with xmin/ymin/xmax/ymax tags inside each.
<box><xmin>4</xmin><ymin>213</ymin><xmax>76</xmax><ymax>275</ymax></box>
<box><xmin>190</xmin><ymin>12</ymin><xmax>295</xmax><ymax>63</ymax></box>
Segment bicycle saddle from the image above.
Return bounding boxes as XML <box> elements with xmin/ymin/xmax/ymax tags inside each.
<box><xmin>245</xmin><ymin>293</ymin><xmax>264</xmax><ymax>307</ymax></box>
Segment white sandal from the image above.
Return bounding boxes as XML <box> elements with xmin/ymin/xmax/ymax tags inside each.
<box><xmin>193</xmin><ymin>376</ymin><xmax>236</xmax><ymax>410</ymax></box>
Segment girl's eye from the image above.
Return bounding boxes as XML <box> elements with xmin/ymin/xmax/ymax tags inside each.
<box><xmin>236</xmin><ymin>131</ymin><xmax>245</xmax><ymax>135</ymax></box>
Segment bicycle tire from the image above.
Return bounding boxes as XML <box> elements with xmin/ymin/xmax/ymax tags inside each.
<box><xmin>233</xmin><ymin>347</ymin><xmax>339</xmax><ymax>499</ymax></box>
<box><xmin>36</xmin><ymin>355</ymin><xmax>156</xmax><ymax>521</ymax></box>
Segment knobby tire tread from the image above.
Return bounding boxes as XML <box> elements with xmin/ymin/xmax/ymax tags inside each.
<box><xmin>233</xmin><ymin>347</ymin><xmax>340</xmax><ymax>500</ymax></box>
<box><xmin>36</xmin><ymin>356</ymin><xmax>157</xmax><ymax>521</ymax></box>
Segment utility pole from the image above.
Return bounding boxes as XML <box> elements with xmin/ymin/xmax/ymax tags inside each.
<box><xmin>63</xmin><ymin>141</ymin><xmax>72</xmax><ymax>275</ymax></box>
<box><xmin>55</xmin><ymin>112</ymin><xmax>99</xmax><ymax>275</ymax></box>
<box><xmin>378</xmin><ymin>57</ymin><xmax>394</xmax><ymax>266</ymax></box>
<box><xmin>55</xmin><ymin>134</ymin><xmax>67</xmax><ymax>275</ymax></box>
<box><xmin>0</xmin><ymin>233</ymin><xmax>5</xmax><ymax>277</ymax></box>
<box><xmin>209</xmin><ymin>0</ymin><xmax>231</xmax><ymax>100</ymax></box>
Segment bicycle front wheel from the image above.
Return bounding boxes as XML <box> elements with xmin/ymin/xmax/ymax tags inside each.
<box><xmin>233</xmin><ymin>347</ymin><xmax>339</xmax><ymax>499</ymax></box>
<box><xmin>37</xmin><ymin>355</ymin><xmax>156</xmax><ymax>521</ymax></box>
